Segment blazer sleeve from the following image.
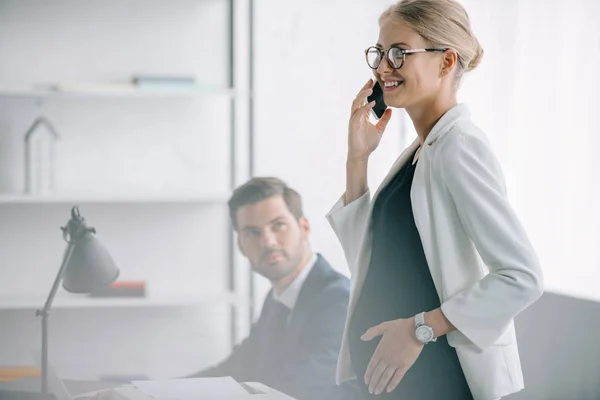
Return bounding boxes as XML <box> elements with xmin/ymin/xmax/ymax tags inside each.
<box><xmin>438</xmin><ymin>132</ymin><xmax>544</xmax><ymax>350</ymax></box>
<box><xmin>326</xmin><ymin>190</ymin><xmax>371</xmax><ymax>276</ymax></box>
<box><xmin>186</xmin><ymin>323</ymin><xmax>260</xmax><ymax>383</ymax></box>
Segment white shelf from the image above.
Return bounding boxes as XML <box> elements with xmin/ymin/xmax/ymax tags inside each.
<box><xmin>0</xmin><ymin>85</ymin><xmax>244</xmax><ymax>99</ymax></box>
<box><xmin>0</xmin><ymin>193</ymin><xmax>230</xmax><ymax>205</ymax></box>
<box><xmin>0</xmin><ymin>292</ymin><xmax>245</xmax><ymax>310</ymax></box>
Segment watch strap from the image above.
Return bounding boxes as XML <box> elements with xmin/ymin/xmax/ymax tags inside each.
<box><xmin>415</xmin><ymin>311</ymin><xmax>425</xmax><ymax>327</ymax></box>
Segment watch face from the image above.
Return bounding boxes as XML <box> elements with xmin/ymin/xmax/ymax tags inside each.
<box><xmin>416</xmin><ymin>325</ymin><xmax>434</xmax><ymax>343</ymax></box>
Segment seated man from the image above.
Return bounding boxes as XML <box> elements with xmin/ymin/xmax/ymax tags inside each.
<box><xmin>188</xmin><ymin>177</ymin><xmax>355</xmax><ymax>399</ymax></box>
<box><xmin>92</xmin><ymin>177</ymin><xmax>356</xmax><ymax>400</ymax></box>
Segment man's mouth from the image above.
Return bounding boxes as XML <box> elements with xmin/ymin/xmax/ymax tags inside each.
<box><xmin>264</xmin><ymin>252</ymin><xmax>284</xmax><ymax>263</ymax></box>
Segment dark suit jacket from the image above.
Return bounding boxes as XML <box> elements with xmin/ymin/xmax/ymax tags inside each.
<box><xmin>194</xmin><ymin>254</ymin><xmax>358</xmax><ymax>400</ymax></box>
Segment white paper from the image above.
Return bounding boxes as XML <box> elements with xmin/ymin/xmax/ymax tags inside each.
<box><xmin>113</xmin><ymin>386</ymin><xmax>156</xmax><ymax>400</ymax></box>
<box><xmin>131</xmin><ymin>377</ymin><xmax>248</xmax><ymax>399</ymax></box>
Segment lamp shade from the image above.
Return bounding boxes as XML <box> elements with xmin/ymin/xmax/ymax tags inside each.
<box><xmin>60</xmin><ymin>207</ymin><xmax>119</xmax><ymax>293</ymax></box>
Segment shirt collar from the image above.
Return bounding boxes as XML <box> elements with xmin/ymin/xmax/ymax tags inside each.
<box><xmin>273</xmin><ymin>253</ymin><xmax>318</xmax><ymax>310</ymax></box>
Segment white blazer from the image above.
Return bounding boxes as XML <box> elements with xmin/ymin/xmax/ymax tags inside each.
<box><xmin>326</xmin><ymin>104</ymin><xmax>544</xmax><ymax>400</ymax></box>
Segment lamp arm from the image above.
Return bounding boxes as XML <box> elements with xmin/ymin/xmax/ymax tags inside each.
<box><xmin>38</xmin><ymin>242</ymin><xmax>76</xmax><ymax>317</ymax></box>
<box><xmin>35</xmin><ymin>241</ymin><xmax>76</xmax><ymax>394</ymax></box>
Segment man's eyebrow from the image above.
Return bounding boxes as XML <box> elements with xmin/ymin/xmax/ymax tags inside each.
<box><xmin>240</xmin><ymin>216</ymin><xmax>286</xmax><ymax>231</ymax></box>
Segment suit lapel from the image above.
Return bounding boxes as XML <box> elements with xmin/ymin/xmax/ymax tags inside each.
<box><xmin>255</xmin><ymin>291</ymin><xmax>276</xmax><ymax>372</ymax></box>
<box><xmin>287</xmin><ymin>256</ymin><xmax>329</xmax><ymax>336</ymax></box>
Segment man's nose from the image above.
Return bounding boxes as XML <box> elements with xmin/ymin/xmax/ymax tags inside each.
<box><xmin>260</xmin><ymin>228</ymin><xmax>277</xmax><ymax>248</ymax></box>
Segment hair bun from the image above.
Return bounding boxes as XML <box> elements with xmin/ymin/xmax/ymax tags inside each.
<box><xmin>466</xmin><ymin>39</ymin><xmax>484</xmax><ymax>72</ymax></box>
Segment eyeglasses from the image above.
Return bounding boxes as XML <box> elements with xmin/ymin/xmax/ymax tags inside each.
<box><xmin>365</xmin><ymin>45</ymin><xmax>448</xmax><ymax>70</ymax></box>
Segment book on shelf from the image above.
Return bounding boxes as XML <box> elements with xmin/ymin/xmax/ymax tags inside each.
<box><xmin>35</xmin><ymin>82</ymin><xmax>135</xmax><ymax>93</ymax></box>
<box><xmin>132</xmin><ymin>75</ymin><xmax>197</xmax><ymax>90</ymax></box>
<box><xmin>88</xmin><ymin>281</ymin><xmax>146</xmax><ymax>298</ymax></box>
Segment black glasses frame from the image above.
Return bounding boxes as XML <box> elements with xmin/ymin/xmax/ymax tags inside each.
<box><xmin>365</xmin><ymin>46</ymin><xmax>449</xmax><ymax>70</ymax></box>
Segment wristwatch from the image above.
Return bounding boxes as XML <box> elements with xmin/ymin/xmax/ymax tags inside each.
<box><xmin>414</xmin><ymin>312</ymin><xmax>437</xmax><ymax>344</ymax></box>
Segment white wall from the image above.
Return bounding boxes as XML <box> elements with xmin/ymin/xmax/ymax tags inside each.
<box><xmin>252</xmin><ymin>0</ymin><xmax>408</xmax><ymax>302</ymax></box>
<box><xmin>458</xmin><ymin>0</ymin><xmax>600</xmax><ymax>303</ymax></box>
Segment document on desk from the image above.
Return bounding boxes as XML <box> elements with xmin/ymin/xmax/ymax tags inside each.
<box><xmin>131</xmin><ymin>377</ymin><xmax>249</xmax><ymax>399</ymax></box>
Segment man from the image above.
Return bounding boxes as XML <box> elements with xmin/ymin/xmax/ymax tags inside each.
<box><xmin>188</xmin><ymin>177</ymin><xmax>355</xmax><ymax>400</ymax></box>
<box><xmin>91</xmin><ymin>177</ymin><xmax>355</xmax><ymax>400</ymax></box>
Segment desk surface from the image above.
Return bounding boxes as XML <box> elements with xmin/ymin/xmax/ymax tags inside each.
<box><xmin>0</xmin><ymin>377</ymin><xmax>116</xmax><ymax>396</ymax></box>
<box><xmin>0</xmin><ymin>378</ymin><xmax>296</xmax><ymax>399</ymax></box>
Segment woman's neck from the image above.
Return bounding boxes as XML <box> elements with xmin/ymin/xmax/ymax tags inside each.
<box><xmin>406</xmin><ymin>96</ymin><xmax>458</xmax><ymax>145</ymax></box>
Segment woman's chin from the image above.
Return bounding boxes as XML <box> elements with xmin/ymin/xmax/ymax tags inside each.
<box><xmin>383</xmin><ymin>91</ymin><xmax>408</xmax><ymax>109</ymax></box>
<box><xmin>385</xmin><ymin>97</ymin><xmax>407</xmax><ymax>109</ymax></box>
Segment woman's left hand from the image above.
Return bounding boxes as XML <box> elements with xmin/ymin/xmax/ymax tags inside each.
<box><xmin>361</xmin><ymin>318</ymin><xmax>424</xmax><ymax>395</ymax></box>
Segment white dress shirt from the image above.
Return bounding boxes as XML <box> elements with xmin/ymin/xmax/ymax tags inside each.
<box><xmin>273</xmin><ymin>253</ymin><xmax>318</xmax><ymax>311</ymax></box>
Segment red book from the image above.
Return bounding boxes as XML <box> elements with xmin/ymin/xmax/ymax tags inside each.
<box><xmin>88</xmin><ymin>281</ymin><xmax>146</xmax><ymax>298</ymax></box>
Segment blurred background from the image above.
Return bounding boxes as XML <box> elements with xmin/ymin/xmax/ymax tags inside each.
<box><xmin>0</xmin><ymin>0</ymin><xmax>598</xmax><ymax>399</ymax></box>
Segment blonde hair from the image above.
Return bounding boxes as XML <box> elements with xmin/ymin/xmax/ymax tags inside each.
<box><xmin>380</xmin><ymin>0</ymin><xmax>483</xmax><ymax>77</ymax></box>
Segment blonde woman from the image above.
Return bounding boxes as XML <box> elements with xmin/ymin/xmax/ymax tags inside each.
<box><xmin>327</xmin><ymin>0</ymin><xmax>544</xmax><ymax>399</ymax></box>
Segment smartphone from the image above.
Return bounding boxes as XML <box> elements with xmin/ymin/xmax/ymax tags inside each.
<box><xmin>367</xmin><ymin>80</ymin><xmax>387</xmax><ymax>120</ymax></box>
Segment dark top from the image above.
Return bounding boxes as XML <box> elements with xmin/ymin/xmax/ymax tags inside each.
<box><xmin>348</xmin><ymin>149</ymin><xmax>473</xmax><ymax>399</ymax></box>
<box><xmin>196</xmin><ymin>254</ymin><xmax>360</xmax><ymax>400</ymax></box>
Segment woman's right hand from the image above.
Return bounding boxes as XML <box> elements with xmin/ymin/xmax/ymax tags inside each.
<box><xmin>348</xmin><ymin>79</ymin><xmax>393</xmax><ymax>162</ymax></box>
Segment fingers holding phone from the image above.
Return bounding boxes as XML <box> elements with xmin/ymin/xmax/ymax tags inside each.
<box><xmin>348</xmin><ymin>79</ymin><xmax>392</xmax><ymax>162</ymax></box>
<box><xmin>351</xmin><ymin>79</ymin><xmax>374</xmax><ymax>116</ymax></box>
<box><xmin>367</xmin><ymin>80</ymin><xmax>388</xmax><ymax>120</ymax></box>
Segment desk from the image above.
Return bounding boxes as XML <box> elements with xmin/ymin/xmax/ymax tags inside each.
<box><xmin>0</xmin><ymin>377</ymin><xmax>115</xmax><ymax>396</ymax></box>
<box><xmin>0</xmin><ymin>378</ymin><xmax>296</xmax><ymax>399</ymax></box>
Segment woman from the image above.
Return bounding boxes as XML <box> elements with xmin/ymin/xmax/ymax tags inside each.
<box><xmin>326</xmin><ymin>1</ymin><xmax>544</xmax><ymax>399</ymax></box>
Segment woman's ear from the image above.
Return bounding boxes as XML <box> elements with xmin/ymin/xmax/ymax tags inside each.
<box><xmin>440</xmin><ymin>49</ymin><xmax>458</xmax><ymax>76</ymax></box>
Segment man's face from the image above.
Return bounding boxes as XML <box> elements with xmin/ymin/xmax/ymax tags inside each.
<box><xmin>236</xmin><ymin>196</ymin><xmax>310</xmax><ymax>283</ymax></box>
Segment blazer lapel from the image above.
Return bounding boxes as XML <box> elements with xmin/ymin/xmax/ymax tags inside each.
<box><xmin>372</xmin><ymin>139</ymin><xmax>420</xmax><ymax>203</ymax></box>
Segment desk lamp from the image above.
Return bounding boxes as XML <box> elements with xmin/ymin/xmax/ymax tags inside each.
<box><xmin>35</xmin><ymin>206</ymin><xmax>119</xmax><ymax>394</ymax></box>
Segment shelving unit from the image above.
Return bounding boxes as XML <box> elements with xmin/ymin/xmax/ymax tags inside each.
<box><xmin>0</xmin><ymin>86</ymin><xmax>245</xmax><ymax>99</ymax></box>
<box><xmin>0</xmin><ymin>0</ymin><xmax>255</xmax><ymax>352</ymax></box>
<box><xmin>0</xmin><ymin>292</ymin><xmax>246</xmax><ymax>310</ymax></box>
<box><xmin>0</xmin><ymin>193</ymin><xmax>230</xmax><ymax>205</ymax></box>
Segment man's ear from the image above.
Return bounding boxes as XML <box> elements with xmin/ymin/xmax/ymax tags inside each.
<box><xmin>299</xmin><ymin>216</ymin><xmax>310</xmax><ymax>240</ymax></box>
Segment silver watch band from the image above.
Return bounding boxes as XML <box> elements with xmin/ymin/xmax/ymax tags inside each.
<box><xmin>415</xmin><ymin>312</ymin><xmax>425</xmax><ymax>327</ymax></box>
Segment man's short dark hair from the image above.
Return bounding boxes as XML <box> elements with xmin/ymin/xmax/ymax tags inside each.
<box><xmin>228</xmin><ymin>177</ymin><xmax>304</xmax><ymax>230</ymax></box>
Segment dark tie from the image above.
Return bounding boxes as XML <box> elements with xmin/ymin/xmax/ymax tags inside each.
<box><xmin>257</xmin><ymin>296</ymin><xmax>291</xmax><ymax>376</ymax></box>
<box><xmin>268</xmin><ymin>298</ymin><xmax>291</xmax><ymax>345</ymax></box>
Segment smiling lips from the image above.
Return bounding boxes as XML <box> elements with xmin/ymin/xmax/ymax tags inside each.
<box><xmin>382</xmin><ymin>79</ymin><xmax>404</xmax><ymax>91</ymax></box>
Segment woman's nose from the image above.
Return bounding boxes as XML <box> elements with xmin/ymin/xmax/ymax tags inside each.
<box><xmin>376</xmin><ymin>53</ymin><xmax>393</xmax><ymax>75</ymax></box>
<box><xmin>375</xmin><ymin>56</ymin><xmax>393</xmax><ymax>76</ymax></box>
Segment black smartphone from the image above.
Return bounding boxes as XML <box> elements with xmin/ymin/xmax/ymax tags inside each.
<box><xmin>367</xmin><ymin>80</ymin><xmax>387</xmax><ymax>120</ymax></box>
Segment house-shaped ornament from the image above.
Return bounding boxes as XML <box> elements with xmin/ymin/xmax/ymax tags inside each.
<box><xmin>24</xmin><ymin>117</ymin><xmax>60</xmax><ymax>194</ymax></box>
